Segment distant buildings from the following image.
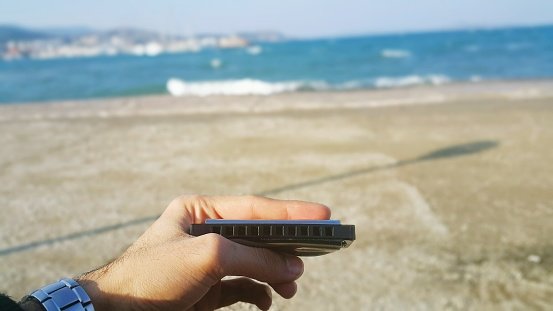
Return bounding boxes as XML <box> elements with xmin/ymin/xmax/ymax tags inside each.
<box><xmin>0</xmin><ymin>28</ymin><xmax>283</xmax><ymax>61</ymax></box>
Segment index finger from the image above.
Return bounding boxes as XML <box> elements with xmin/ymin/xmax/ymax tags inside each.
<box><xmin>209</xmin><ymin>195</ymin><xmax>331</xmax><ymax>221</ymax></box>
<box><xmin>163</xmin><ymin>195</ymin><xmax>331</xmax><ymax>228</ymax></box>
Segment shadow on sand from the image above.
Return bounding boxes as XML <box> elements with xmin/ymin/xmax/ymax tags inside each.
<box><xmin>258</xmin><ymin>140</ymin><xmax>498</xmax><ymax>195</ymax></box>
<box><xmin>0</xmin><ymin>140</ymin><xmax>498</xmax><ymax>256</ymax></box>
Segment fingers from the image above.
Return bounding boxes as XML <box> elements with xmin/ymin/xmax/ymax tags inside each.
<box><xmin>217</xmin><ymin>278</ymin><xmax>272</xmax><ymax>310</ymax></box>
<box><xmin>162</xmin><ymin>195</ymin><xmax>331</xmax><ymax>229</ymax></box>
<box><xmin>192</xmin><ymin>234</ymin><xmax>304</xmax><ymax>285</ymax></box>
<box><xmin>210</xmin><ymin>195</ymin><xmax>331</xmax><ymax>221</ymax></box>
<box><xmin>269</xmin><ymin>282</ymin><xmax>298</xmax><ymax>299</ymax></box>
<box><xmin>216</xmin><ymin>279</ymin><xmax>298</xmax><ymax>310</ymax></box>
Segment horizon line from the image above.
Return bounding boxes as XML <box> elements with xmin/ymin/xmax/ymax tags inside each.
<box><xmin>2</xmin><ymin>21</ymin><xmax>552</xmax><ymax>41</ymax></box>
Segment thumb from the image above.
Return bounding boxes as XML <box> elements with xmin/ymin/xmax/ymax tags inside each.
<box><xmin>192</xmin><ymin>234</ymin><xmax>304</xmax><ymax>284</ymax></box>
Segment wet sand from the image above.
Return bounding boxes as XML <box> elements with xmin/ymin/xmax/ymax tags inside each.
<box><xmin>1</xmin><ymin>81</ymin><xmax>552</xmax><ymax>309</ymax></box>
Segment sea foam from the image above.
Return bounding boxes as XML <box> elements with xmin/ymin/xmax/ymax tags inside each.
<box><xmin>246</xmin><ymin>45</ymin><xmax>263</xmax><ymax>55</ymax></box>
<box><xmin>374</xmin><ymin>75</ymin><xmax>450</xmax><ymax>88</ymax></box>
<box><xmin>167</xmin><ymin>78</ymin><xmax>303</xmax><ymax>96</ymax></box>
<box><xmin>166</xmin><ymin>75</ymin><xmax>453</xmax><ymax>97</ymax></box>
<box><xmin>210</xmin><ymin>58</ymin><xmax>222</xmax><ymax>68</ymax></box>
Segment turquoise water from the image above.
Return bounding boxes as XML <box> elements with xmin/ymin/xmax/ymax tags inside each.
<box><xmin>1</xmin><ymin>25</ymin><xmax>552</xmax><ymax>104</ymax></box>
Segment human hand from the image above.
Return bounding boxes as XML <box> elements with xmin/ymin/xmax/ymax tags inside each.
<box><xmin>77</xmin><ymin>195</ymin><xmax>330</xmax><ymax>311</ymax></box>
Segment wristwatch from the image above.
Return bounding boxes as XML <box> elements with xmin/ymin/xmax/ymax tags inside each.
<box><xmin>29</xmin><ymin>278</ymin><xmax>95</xmax><ymax>311</ymax></box>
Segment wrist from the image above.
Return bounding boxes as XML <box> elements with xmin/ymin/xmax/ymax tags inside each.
<box><xmin>18</xmin><ymin>296</ymin><xmax>42</xmax><ymax>311</ymax></box>
<box><xmin>77</xmin><ymin>269</ymin><xmax>135</xmax><ymax>311</ymax></box>
<box><xmin>76</xmin><ymin>273</ymin><xmax>114</xmax><ymax>311</ymax></box>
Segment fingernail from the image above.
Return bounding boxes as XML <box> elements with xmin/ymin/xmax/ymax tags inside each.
<box><xmin>286</xmin><ymin>256</ymin><xmax>304</xmax><ymax>276</ymax></box>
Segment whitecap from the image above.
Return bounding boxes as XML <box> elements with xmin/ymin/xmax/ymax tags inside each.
<box><xmin>339</xmin><ymin>80</ymin><xmax>363</xmax><ymax>89</ymax></box>
<box><xmin>246</xmin><ymin>45</ymin><xmax>262</xmax><ymax>55</ymax></box>
<box><xmin>210</xmin><ymin>58</ymin><xmax>222</xmax><ymax>68</ymax></box>
<box><xmin>428</xmin><ymin>75</ymin><xmax>450</xmax><ymax>85</ymax></box>
<box><xmin>167</xmin><ymin>78</ymin><xmax>303</xmax><ymax>96</ymax></box>
<box><xmin>374</xmin><ymin>75</ymin><xmax>450</xmax><ymax>88</ymax></box>
<box><xmin>381</xmin><ymin>49</ymin><xmax>411</xmax><ymax>59</ymax></box>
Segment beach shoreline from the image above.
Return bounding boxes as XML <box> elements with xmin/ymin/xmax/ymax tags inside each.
<box><xmin>1</xmin><ymin>80</ymin><xmax>553</xmax><ymax>120</ymax></box>
<box><xmin>1</xmin><ymin>81</ymin><xmax>552</xmax><ymax>309</ymax></box>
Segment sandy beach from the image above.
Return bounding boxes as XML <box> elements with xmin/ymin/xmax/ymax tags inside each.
<box><xmin>1</xmin><ymin>81</ymin><xmax>552</xmax><ymax>309</ymax></box>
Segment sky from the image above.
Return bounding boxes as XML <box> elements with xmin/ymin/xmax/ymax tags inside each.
<box><xmin>1</xmin><ymin>0</ymin><xmax>553</xmax><ymax>38</ymax></box>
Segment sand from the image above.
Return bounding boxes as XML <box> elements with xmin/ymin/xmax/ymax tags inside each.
<box><xmin>1</xmin><ymin>81</ymin><xmax>552</xmax><ymax>310</ymax></box>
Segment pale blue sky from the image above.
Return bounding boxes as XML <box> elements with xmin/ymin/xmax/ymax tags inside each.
<box><xmin>1</xmin><ymin>0</ymin><xmax>553</xmax><ymax>37</ymax></box>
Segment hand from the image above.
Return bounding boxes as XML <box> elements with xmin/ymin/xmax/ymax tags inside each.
<box><xmin>77</xmin><ymin>195</ymin><xmax>330</xmax><ymax>311</ymax></box>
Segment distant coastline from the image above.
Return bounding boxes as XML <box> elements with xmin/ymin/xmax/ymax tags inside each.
<box><xmin>0</xmin><ymin>26</ymin><xmax>285</xmax><ymax>61</ymax></box>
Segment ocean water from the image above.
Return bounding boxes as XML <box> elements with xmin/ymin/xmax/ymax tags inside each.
<box><xmin>1</xmin><ymin>25</ymin><xmax>552</xmax><ymax>104</ymax></box>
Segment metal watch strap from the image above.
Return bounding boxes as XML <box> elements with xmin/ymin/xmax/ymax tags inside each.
<box><xmin>30</xmin><ymin>278</ymin><xmax>94</xmax><ymax>311</ymax></box>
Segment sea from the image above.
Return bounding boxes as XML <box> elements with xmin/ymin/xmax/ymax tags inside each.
<box><xmin>0</xmin><ymin>25</ymin><xmax>552</xmax><ymax>104</ymax></box>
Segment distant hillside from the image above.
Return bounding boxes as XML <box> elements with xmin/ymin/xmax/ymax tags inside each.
<box><xmin>41</xmin><ymin>26</ymin><xmax>94</xmax><ymax>37</ymax></box>
<box><xmin>0</xmin><ymin>25</ymin><xmax>288</xmax><ymax>45</ymax></box>
<box><xmin>238</xmin><ymin>31</ymin><xmax>287</xmax><ymax>42</ymax></box>
<box><xmin>1</xmin><ymin>24</ymin><xmax>288</xmax><ymax>60</ymax></box>
<box><xmin>0</xmin><ymin>25</ymin><xmax>51</xmax><ymax>43</ymax></box>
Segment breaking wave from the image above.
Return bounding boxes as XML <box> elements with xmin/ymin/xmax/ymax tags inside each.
<box><xmin>374</xmin><ymin>75</ymin><xmax>450</xmax><ymax>88</ymax></box>
<box><xmin>167</xmin><ymin>78</ymin><xmax>308</xmax><ymax>96</ymax></box>
<box><xmin>167</xmin><ymin>75</ymin><xmax>452</xmax><ymax>96</ymax></box>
